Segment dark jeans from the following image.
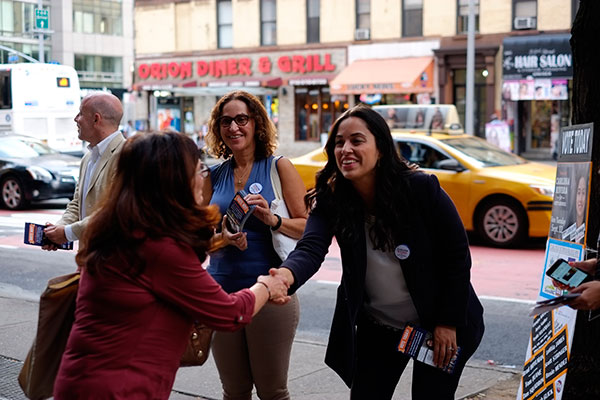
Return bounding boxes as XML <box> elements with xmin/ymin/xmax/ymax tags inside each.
<box><xmin>350</xmin><ymin>315</ymin><xmax>468</xmax><ymax>400</ymax></box>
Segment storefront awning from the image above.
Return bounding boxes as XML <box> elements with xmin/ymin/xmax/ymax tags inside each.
<box><xmin>330</xmin><ymin>57</ymin><xmax>434</xmax><ymax>95</ymax></box>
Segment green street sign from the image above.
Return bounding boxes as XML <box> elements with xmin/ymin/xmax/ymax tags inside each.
<box><xmin>35</xmin><ymin>8</ymin><xmax>49</xmax><ymax>30</ymax></box>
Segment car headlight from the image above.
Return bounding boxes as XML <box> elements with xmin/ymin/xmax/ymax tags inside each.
<box><xmin>26</xmin><ymin>166</ymin><xmax>53</xmax><ymax>183</ymax></box>
<box><xmin>530</xmin><ymin>184</ymin><xmax>554</xmax><ymax>198</ymax></box>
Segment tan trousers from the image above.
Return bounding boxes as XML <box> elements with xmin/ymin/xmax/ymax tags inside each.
<box><xmin>211</xmin><ymin>294</ymin><xmax>300</xmax><ymax>400</ymax></box>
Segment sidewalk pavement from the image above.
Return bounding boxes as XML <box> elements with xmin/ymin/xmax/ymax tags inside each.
<box><xmin>0</xmin><ymin>295</ymin><xmax>521</xmax><ymax>400</ymax></box>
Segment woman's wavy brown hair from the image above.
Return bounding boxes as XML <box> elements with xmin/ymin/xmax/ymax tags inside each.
<box><xmin>206</xmin><ymin>90</ymin><xmax>277</xmax><ymax>160</ymax></box>
<box><xmin>306</xmin><ymin>104</ymin><xmax>417</xmax><ymax>252</ymax></box>
<box><xmin>76</xmin><ymin>131</ymin><xmax>222</xmax><ymax>276</ymax></box>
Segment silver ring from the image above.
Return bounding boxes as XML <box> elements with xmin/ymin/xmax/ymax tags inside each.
<box><xmin>447</xmin><ymin>347</ymin><xmax>455</xmax><ymax>351</ymax></box>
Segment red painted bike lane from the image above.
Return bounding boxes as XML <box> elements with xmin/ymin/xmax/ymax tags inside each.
<box><xmin>312</xmin><ymin>239</ymin><xmax>545</xmax><ymax>302</ymax></box>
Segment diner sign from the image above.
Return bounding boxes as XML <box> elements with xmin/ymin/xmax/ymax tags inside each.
<box><xmin>136</xmin><ymin>49</ymin><xmax>345</xmax><ymax>83</ymax></box>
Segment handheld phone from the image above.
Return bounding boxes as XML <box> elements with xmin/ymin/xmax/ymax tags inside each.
<box><xmin>546</xmin><ymin>258</ymin><xmax>591</xmax><ymax>287</ymax></box>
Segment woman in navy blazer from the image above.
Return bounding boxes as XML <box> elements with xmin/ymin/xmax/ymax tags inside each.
<box><xmin>272</xmin><ymin>105</ymin><xmax>484</xmax><ymax>399</ymax></box>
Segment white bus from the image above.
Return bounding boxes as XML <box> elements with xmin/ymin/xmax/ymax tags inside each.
<box><xmin>0</xmin><ymin>63</ymin><xmax>82</xmax><ymax>154</ymax></box>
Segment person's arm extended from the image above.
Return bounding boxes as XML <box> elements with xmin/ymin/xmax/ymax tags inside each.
<box><xmin>269</xmin><ymin>209</ymin><xmax>334</xmax><ymax>302</ymax></box>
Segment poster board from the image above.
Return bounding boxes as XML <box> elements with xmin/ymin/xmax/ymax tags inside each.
<box><xmin>517</xmin><ymin>124</ymin><xmax>593</xmax><ymax>400</ymax></box>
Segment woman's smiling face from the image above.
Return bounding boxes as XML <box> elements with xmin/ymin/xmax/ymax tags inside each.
<box><xmin>334</xmin><ymin>116</ymin><xmax>380</xmax><ymax>189</ymax></box>
<box><xmin>219</xmin><ymin>99</ymin><xmax>256</xmax><ymax>153</ymax></box>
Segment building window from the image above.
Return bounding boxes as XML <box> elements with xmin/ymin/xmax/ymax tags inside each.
<box><xmin>73</xmin><ymin>0</ymin><xmax>122</xmax><ymax>36</ymax></box>
<box><xmin>356</xmin><ymin>0</ymin><xmax>370</xmax><ymax>30</ymax></box>
<box><xmin>217</xmin><ymin>0</ymin><xmax>232</xmax><ymax>49</ymax></box>
<box><xmin>0</xmin><ymin>1</ymin><xmax>45</xmax><ymax>39</ymax></box>
<box><xmin>74</xmin><ymin>54</ymin><xmax>123</xmax><ymax>88</ymax></box>
<box><xmin>307</xmin><ymin>0</ymin><xmax>319</xmax><ymax>43</ymax></box>
<box><xmin>402</xmin><ymin>0</ymin><xmax>423</xmax><ymax>37</ymax></box>
<box><xmin>295</xmin><ymin>87</ymin><xmax>348</xmax><ymax>141</ymax></box>
<box><xmin>512</xmin><ymin>0</ymin><xmax>537</xmax><ymax>30</ymax></box>
<box><xmin>457</xmin><ymin>0</ymin><xmax>479</xmax><ymax>34</ymax></box>
<box><xmin>261</xmin><ymin>0</ymin><xmax>276</xmax><ymax>46</ymax></box>
<box><xmin>0</xmin><ymin>41</ymin><xmax>47</xmax><ymax>63</ymax></box>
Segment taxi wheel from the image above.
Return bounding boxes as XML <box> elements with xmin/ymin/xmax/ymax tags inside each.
<box><xmin>476</xmin><ymin>199</ymin><xmax>527</xmax><ymax>247</ymax></box>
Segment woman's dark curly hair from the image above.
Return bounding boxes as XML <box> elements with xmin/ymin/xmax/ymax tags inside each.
<box><xmin>76</xmin><ymin>131</ymin><xmax>222</xmax><ymax>276</ymax></box>
<box><xmin>306</xmin><ymin>104</ymin><xmax>417</xmax><ymax>251</ymax></box>
<box><xmin>206</xmin><ymin>90</ymin><xmax>277</xmax><ymax>160</ymax></box>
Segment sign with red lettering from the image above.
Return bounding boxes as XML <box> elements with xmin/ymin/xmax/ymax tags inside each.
<box><xmin>136</xmin><ymin>49</ymin><xmax>345</xmax><ymax>85</ymax></box>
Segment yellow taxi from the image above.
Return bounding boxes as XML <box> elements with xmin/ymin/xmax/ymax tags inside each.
<box><xmin>291</xmin><ymin>105</ymin><xmax>556</xmax><ymax>247</ymax></box>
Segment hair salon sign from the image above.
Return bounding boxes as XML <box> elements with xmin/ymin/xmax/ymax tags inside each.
<box><xmin>502</xmin><ymin>34</ymin><xmax>572</xmax><ymax>80</ymax></box>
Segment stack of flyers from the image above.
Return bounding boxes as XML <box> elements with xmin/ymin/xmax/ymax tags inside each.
<box><xmin>528</xmin><ymin>293</ymin><xmax>581</xmax><ymax>317</ymax></box>
<box><xmin>397</xmin><ymin>324</ymin><xmax>460</xmax><ymax>374</ymax></box>
<box><xmin>24</xmin><ymin>222</ymin><xmax>74</xmax><ymax>250</ymax></box>
<box><xmin>225</xmin><ymin>190</ymin><xmax>256</xmax><ymax>233</ymax></box>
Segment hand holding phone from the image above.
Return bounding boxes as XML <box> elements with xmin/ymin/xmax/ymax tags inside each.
<box><xmin>546</xmin><ymin>258</ymin><xmax>591</xmax><ymax>288</ymax></box>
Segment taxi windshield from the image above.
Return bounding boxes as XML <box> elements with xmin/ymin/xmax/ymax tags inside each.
<box><xmin>442</xmin><ymin>137</ymin><xmax>526</xmax><ymax>167</ymax></box>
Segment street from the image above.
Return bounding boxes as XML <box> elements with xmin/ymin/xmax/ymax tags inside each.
<box><xmin>0</xmin><ymin>200</ymin><xmax>545</xmax><ymax>370</ymax></box>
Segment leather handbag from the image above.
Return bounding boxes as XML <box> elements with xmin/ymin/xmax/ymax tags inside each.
<box><xmin>269</xmin><ymin>156</ymin><xmax>299</xmax><ymax>261</ymax></box>
<box><xmin>18</xmin><ymin>272</ymin><xmax>80</xmax><ymax>400</ymax></box>
<box><xmin>180</xmin><ymin>323</ymin><xmax>213</xmax><ymax>366</ymax></box>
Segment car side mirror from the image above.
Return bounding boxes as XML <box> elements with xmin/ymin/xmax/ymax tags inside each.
<box><xmin>436</xmin><ymin>159</ymin><xmax>465</xmax><ymax>172</ymax></box>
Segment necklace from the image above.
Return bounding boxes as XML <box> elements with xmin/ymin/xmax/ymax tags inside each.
<box><xmin>234</xmin><ymin>162</ymin><xmax>252</xmax><ymax>185</ymax></box>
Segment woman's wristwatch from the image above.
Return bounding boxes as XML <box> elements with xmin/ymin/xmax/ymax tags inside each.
<box><xmin>271</xmin><ymin>213</ymin><xmax>282</xmax><ymax>231</ymax></box>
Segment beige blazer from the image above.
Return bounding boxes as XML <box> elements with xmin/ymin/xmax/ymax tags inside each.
<box><xmin>57</xmin><ymin>133</ymin><xmax>125</xmax><ymax>239</ymax></box>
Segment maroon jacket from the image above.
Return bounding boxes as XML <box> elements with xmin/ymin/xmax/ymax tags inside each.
<box><xmin>54</xmin><ymin>237</ymin><xmax>255</xmax><ymax>399</ymax></box>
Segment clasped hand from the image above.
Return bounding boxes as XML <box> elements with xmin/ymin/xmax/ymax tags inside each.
<box><xmin>257</xmin><ymin>273</ymin><xmax>290</xmax><ymax>303</ymax></box>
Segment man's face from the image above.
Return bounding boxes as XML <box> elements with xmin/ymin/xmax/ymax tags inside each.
<box><xmin>74</xmin><ymin>99</ymin><xmax>94</xmax><ymax>143</ymax></box>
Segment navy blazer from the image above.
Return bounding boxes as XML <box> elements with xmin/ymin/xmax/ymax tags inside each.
<box><xmin>282</xmin><ymin>171</ymin><xmax>484</xmax><ymax>387</ymax></box>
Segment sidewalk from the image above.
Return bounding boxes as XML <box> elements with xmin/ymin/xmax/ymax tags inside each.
<box><xmin>0</xmin><ymin>295</ymin><xmax>521</xmax><ymax>400</ymax></box>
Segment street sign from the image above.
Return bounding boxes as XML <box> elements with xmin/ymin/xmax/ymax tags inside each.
<box><xmin>35</xmin><ymin>8</ymin><xmax>49</xmax><ymax>30</ymax></box>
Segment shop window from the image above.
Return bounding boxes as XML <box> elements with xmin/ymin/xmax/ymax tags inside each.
<box><xmin>217</xmin><ymin>0</ymin><xmax>232</xmax><ymax>49</ymax></box>
<box><xmin>402</xmin><ymin>0</ymin><xmax>422</xmax><ymax>37</ymax></box>
<box><xmin>356</xmin><ymin>0</ymin><xmax>370</xmax><ymax>30</ymax></box>
<box><xmin>512</xmin><ymin>0</ymin><xmax>537</xmax><ymax>30</ymax></box>
<box><xmin>295</xmin><ymin>87</ymin><xmax>347</xmax><ymax>141</ymax></box>
<box><xmin>457</xmin><ymin>0</ymin><xmax>479</xmax><ymax>34</ymax></box>
<box><xmin>307</xmin><ymin>0</ymin><xmax>320</xmax><ymax>44</ymax></box>
<box><xmin>261</xmin><ymin>0</ymin><xmax>276</xmax><ymax>46</ymax></box>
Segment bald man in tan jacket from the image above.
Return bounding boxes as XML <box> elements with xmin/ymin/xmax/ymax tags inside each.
<box><xmin>44</xmin><ymin>92</ymin><xmax>125</xmax><ymax>249</ymax></box>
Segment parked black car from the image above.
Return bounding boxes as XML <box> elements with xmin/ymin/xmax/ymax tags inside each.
<box><xmin>0</xmin><ymin>135</ymin><xmax>80</xmax><ymax>209</ymax></box>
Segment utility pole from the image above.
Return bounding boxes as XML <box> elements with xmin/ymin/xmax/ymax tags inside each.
<box><xmin>465</xmin><ymin>0</ymin><xmax>475</xmax><ymax>135</ymax></box>
<box><xmin>34</xmin><ymin>0</ymin><xmax>47</xmax><ymax>63</ymax></box>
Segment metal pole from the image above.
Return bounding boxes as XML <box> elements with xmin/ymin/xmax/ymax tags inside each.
<box><xmin>37</xmin><ymin>0</ymin><xmax>44</xmax><ymax>63</ymax></box>
<box><xmin>465</xmin><ymin>0</ymin><xmax>475</xmax><ymax>135</ymax></box>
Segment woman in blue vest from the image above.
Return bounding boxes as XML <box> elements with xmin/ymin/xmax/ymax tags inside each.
<box><xmin>202</xmin><ymin>90</ymin><xmax>307</xmax><ymax>400</ymax></box>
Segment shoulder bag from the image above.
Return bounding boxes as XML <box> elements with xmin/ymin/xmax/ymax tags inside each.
<box><xmin>180</xmin><ymin>323</ymin><xmax>213</xmax><ymax>367</ymax></box>
<box><xmin>270</xmin><ymin>156</ymin><xmax>298</xmax><ymax>261</ymax></box>
<box><xmin>19</xmin><ymin>272</ymin><xmax>80</xmax><ymax>400</ymax></box>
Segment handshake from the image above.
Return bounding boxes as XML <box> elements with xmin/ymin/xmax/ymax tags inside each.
<box><xmin>256</xmin><ymin>268</ymin><xmax>295</xmax><ymax>305</ymax></box>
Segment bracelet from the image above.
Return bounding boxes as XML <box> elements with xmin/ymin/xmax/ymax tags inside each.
<box><xmin>270</xmin><ymin>213</ymin><xmax>282</xmax><ymax>231</ymax></box>
<box><xmin>256</xmin><ymin>280</ymin><xmax>271</xmax><ymax>300</ymax></box>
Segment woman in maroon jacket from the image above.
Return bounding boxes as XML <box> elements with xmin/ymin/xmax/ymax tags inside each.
<box><xmin>53</xmin><ymin>131</ymin><xmax>288</xmax><ymax>399</ymax></box>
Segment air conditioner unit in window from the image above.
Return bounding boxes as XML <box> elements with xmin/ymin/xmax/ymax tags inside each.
<box><xmin>514</xmin><ymin>17</ymin><xmax>536</xmax><ymax>30</ymax></box>
<box><xmin>354</xmin><ymin>28</ymin><xmax>370</xmax><ymax>41</ymax></box>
